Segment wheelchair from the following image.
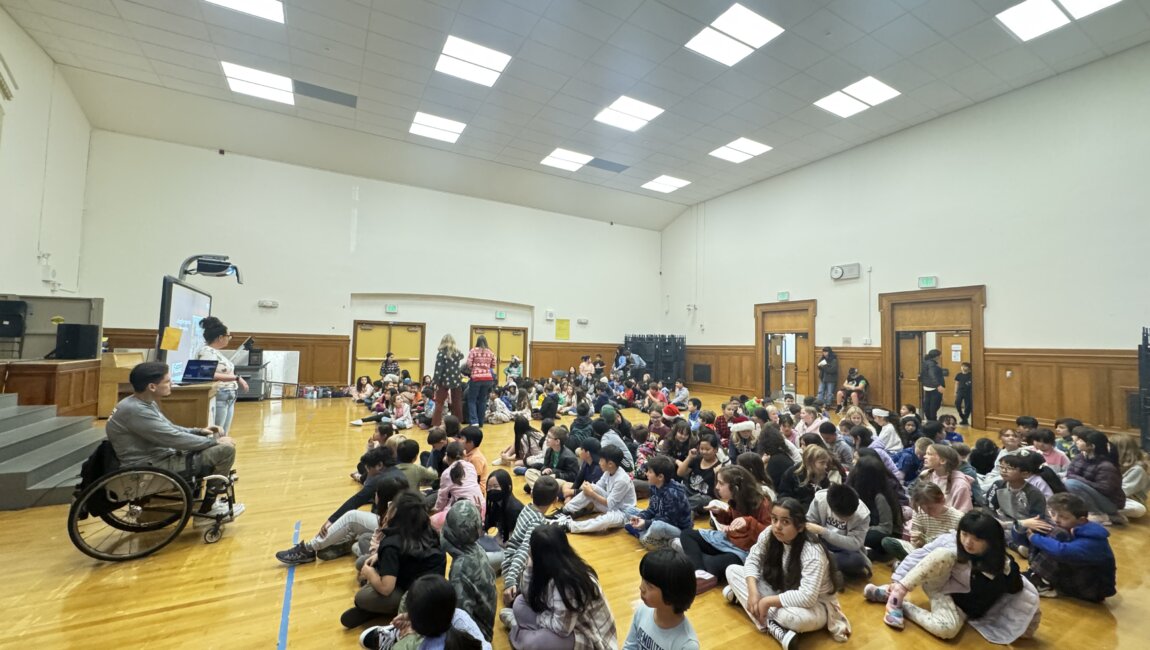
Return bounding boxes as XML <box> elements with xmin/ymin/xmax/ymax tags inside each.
<box><xmin>67</xmin><ymin>446</ymin><xmax>240</xmax><ymax>562</ymax></box>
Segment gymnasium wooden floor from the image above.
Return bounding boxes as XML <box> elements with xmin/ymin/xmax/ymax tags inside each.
<box><xmin>2</xmin><ymin>389</ymin><xmax>1146</xmax><ymax>649</ymax></box>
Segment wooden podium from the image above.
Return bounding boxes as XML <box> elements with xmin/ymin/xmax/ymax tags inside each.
<box><xmin>0</xmin><ymin>359</ymin><xmax>100</xmax><ymax>416</ymax></box>
<box><xmin>98</xmin><ymin>352</ymin><xmax>145</xmax><ymax>418</ymax></box>
<box><xmin>162</xmin><ymin>384</ymin><xmax>217</xmax><ymax>429</ymax></box>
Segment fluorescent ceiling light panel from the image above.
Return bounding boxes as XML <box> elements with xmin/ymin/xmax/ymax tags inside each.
<box><xmin>594</xmin><ymin>96</ymin><xmax>664</xmax><ymax>131</ymax></box>
<box><xmin>204</xmin><ymin>0</ymin><xmax>284</xmax><ymax>23</ymax></box>
<box><xmin>814</xmin><ymin>91</ymin><xmax>869</xmax><ymax>118</ymax></box>
<box><xmin>435</xmin><ymin>36</ymin><xmax>511</xmax><ymax>86</ymax></box>
<box><xmin>225</xmin><ymin>78</ymin><xmax>294</xmax><ymax>104</ymax></box>
<box><xmin>221</xmin><ymin>61</ymin><xmax>292</xmax><ymax>91</ymax></box>
<box><xmin>541</xmin><ymin>148</ymin><xmax>594</xmax><ymax>171</ymax></box>
<box><xmin>410</xmin><ymin>111</ymin><xmax>466</xmax><ymax>143</ymax></box>
<box><xmin>434</xmin><ymin>55</ymin><xmax>500</xmax><ymax>86</ymax></box>
<box><xmin>842</xmin><ymin>76</ymin><xmax>900</xmax><ymax>106</ymax></box>
<box><xmin>1056</xmin><ymin>0</ymin><xmax>1123</xmax><ymax>19</ymax></box>
<box><xmin>686</xmin><ymin>27</ymin><xmax>755</xmax><ymax>66</ymax></box>
<box><xmin>710</xmin><ymin>137</ymin><xmax>772</xmax><ymax>163</ymax></box>
<box><xmin>642</xmin><ymin>175</ymin><xmax>691</xmax><ymax>193</ymax></box>
<box><xmin>710</xmin><ymin>3</ymin><xmax>785</xmax><ymax>49</ymax></box>
<box><xmin>996</xmin><ymin>0</ymin><xmax>1071</xmax><ymax>41</ymax></box>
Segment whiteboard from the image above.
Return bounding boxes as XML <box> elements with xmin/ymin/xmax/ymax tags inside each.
<box><xmin>262</xmin><ymin>351</ymin><xmax>300</xmax><ymax>384</ymax></box>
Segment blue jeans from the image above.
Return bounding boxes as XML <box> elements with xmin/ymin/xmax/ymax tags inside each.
<box><xmin>467</xmin><ymin>379</ymin><xmax>494</xmax><ymax>426</ymax></box>
<box><xmin>214</xmin><ymin>388</ymin><xmax>237</xmax><ymax>433</ymax></box>
<box><xmin>625</xmin><ymin>506</ymin><xmax>682</xmax><ymax>549</ymax></box>
<box><xmin>817</xmin><ymin>380</ymin><xmax>836</xmax><ymax>403</ymax></box>
<box><xmin>1065</xmin><ymin>478</ymin><xmax>1120</xmax><ymax>515</ymax></box>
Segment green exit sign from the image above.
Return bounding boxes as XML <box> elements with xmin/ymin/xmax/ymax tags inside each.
<box><xmin>384</xmin><ymin>304</ymin><xmax>399</xmax><ymax>314</ymax></box>
<box><xmin>777</xmin><ymin>291</ymin><xmax>790</xmax><ymax>301</ymax></box>
<box><xmin>495</xmin><ymin>310</ymin><xmax>507</xmax><ymax>320</ymax></box>
<box><xmin>917</xmin><ymin>276</ymin><xmax>938</xmax><ymax>289</ymax></box>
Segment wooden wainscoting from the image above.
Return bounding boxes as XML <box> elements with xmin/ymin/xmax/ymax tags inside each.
<box><xmin>984</xmin><ymin>348</ymin><xmax>1138</xmax><ymax>435</ymax></box>
<box><xmin>528</xmin><ymin>342</ymin><xmax>619</xmax><ymax>379</ymax></box>
<box><xmin>685</xmin><ymin>345</ymin><xmax>756</xmax><ymax>396</ymax></box>
<box><xmin>833</xmin><ymin>347</ymin><xmax>886</xmax><ymax>407</ymax></box>
<box><xmin>102</xmin><ymin>328</ymin><xmax>350</xmax><ymax>385</ymax></box>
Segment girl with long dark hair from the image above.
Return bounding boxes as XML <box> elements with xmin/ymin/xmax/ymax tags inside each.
<box><xmin>723</xmin><ymin>497</ymin><xmax>850</xmax><ymax>647</ymax></box>
<box><xmin>504</xmin><ymin>525</ymin><xmax>617</xmax><ymax>649</ymax></box>
<box><xmin>847</xmin><ymin>453</ymin><xmax>904</xmax><ymax>558</ymax></box>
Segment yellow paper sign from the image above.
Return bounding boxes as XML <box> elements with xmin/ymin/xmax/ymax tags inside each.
<box><xmin>555</xmin><ymin>319</ymin><xmax>570</xmax><ymax>341</ymax></box>
<box><xmin>160</xmin><ymin>326</ymin><xmax>183</xmax><ymax>351</ymax></box>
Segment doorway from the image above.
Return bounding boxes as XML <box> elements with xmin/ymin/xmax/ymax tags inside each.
<box><xmin>754</xmin><ymin>300</ymin><xmax>817</xmax><ymax>400</ymax></box>
<box><xmin>880</xmin><ymin>286</ymin><xmax>986</xmax><ymax>428</ymax></box>
<box><xmin>764</xmin><ymin>332</ymin><xmax>807</xmax><ymax>400</ymax></box>
<box><xmin>352</xmin><ymin>321</ymin><xmax>425</xmax><ymax>382</ymax></box>
<box><xmin>470</xmin><ymin>325</ymin><xmax>528</xmax><ymax>381</ymax></box>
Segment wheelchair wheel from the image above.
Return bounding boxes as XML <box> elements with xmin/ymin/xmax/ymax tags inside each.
<box><xmin>68</xmin><ymin>467</ymin><xmax>193</xmax><ymax>561</ymax></box>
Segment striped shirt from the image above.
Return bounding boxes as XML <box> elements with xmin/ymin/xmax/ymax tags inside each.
<box><xmin>910</xmin><ymin>506</ymin><xmax>964</xmax><ymax>546</ymax></box>
<box><xmin>501</xmin><ymin>505</ymin><xmax>545</xmax><ymax>592</ymax></box>
<box><xmin>744</xmin><ymin>529</ymin><xmax>833</xmax><ymax>609</ymax></box>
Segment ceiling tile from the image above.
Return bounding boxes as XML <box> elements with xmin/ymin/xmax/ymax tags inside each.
<box><xmin>708</xmin><ymin>68</ymin><xmax>770</xmax><ymax>101</ymax></box>
<box><xmin>127</xmin><ymin>22</ymin><xmax>218</xmax><ymax>58</ymax></box>
<box><xmin>1026</xmin><ymin>24</ymin><xmax>1100</xmax><ymax>67</ymax></box>
<box><xmin>907</xmin><ymin>80</ymin><xmax>969</xmax><ymax>111</ymax></box>
<box><xmin>608</xmin><ymin>22</ymin><xmax>681</xmax><ymax>62</ymax></box>
<box><xmin>571</xmin><ymin>62</ymin><xmax>639</xmax><ymax>94</ymax></box>
<box><xmin>911</xmin><ymin>0</ymin><xmax>988</xmax><ymax>38</ymax></box>
<box><xmin>457</xmin><ymin>0</ymin><xmax>544</xmax><ymax>37</ymax></box>
<box><xmin>498</xmin><ymin>75</ymin><xmax>561</xmax><ymax>105</ymax></box>
<box><xmin>983</xmin><ymin>46</ymin><xmax>1051</xmax><ymax>85</ymax></box>
<box><xmin>764</xmin><ymin>31</ymin><xmax>829</xmax><ymax>70</ymax></box>
<box><xmin>290</xmin><ymin>28</ymin><xmax>365</xmax><ymax>66</ymax></box>
<box><xmin>827</xmin><ymin>0</ymin><xmax>905</xmax><ymax>33</ymax></box>
<box><xmin>944</xmin><ymin>63</ymin><xmax>1010</xmax><ymax>101</ymax></box>
<box><xmin>138</xmin><ymin>42</ymin><xmax>220</xmax><ymax>74</ymax></box>
<box><xmin>543</xmin><ymin>0</ymin><xmax>624</xmax><ymax>39</ymax></box>
<box><xmin>687</xmin><ymin>85</ymin><xmax>745</xmax><ymax>113</ymax></box>
<box><xmin>285</xmin><ymin>0</ymin><xmax>371</xmax><ymax>27</ymax></box>
<box><xmin>837</xmin><ymin>36</ymin><xmax>904</xmax><ymax>71</ymax></box>
<box><xmin>370</xmin><ymin>0</ymin><xmax>455</xmax><ymax>31</ymax></box>
<box><xmin>804</xmin><ymin>55</ymin><xmax>867</xmax><ymax>88</ymax></box>
<box><xmin>115</xmin><ymin>0</ymin><xmax>210</xmax><ymax>39</ymax></box>
<box><xmin>1077</xmin><ymin>0</ymin><xmax>1150</xmax><ymax>48</ymax></box>
<box><xmin>950</xmin><ymin>19</ymin><xmax>1017</xmax><ymax>61</ymax></box>
<box><xmin>661</xmin><ymin>48</ymin><xmax>726</xmax><ymax>84</ymax></box>
<box><xmin>504</xmin><ymin>58</ymin><xmax>570</xmax><ymax>91</ymax></box>
<box><xmin>577</xmin><ymin>0</ymin><xmax>644</xmax><ymax>21</ymax></box>
<box><xmin>364</xmin><ymin>32</ymin><xmax>438</xmax><ymax>67</ymax></box>
<box><xmin>289</xmin><ymin>8</ymin><xmax>367</xmax><ymax>48</ymax></box>
<box><xmin>879</xmin><ymin>58</ymin><xmax>936</xmax><ymax>91</ymax></box>
<box><xmin>642</xmin><ymin>62</ymin><xmax>705</xmax><ymax>96</ymax></box>
<box><xmin>914</xmin><ymin>40</ymin><xmax>976</xmax><ymax>78</ymax></box>
<box><xmin>41</xmin><ymin>17</ymin><xmax>143</xmax><ymax>55</ymax></box>
<box><xmin>789</xmin><ymin>9</ymin><xmax>866</xmax><ymax>52</ymax></box>
<box><xmin>367</xmin><ymin>11</ymin><xmax>447</xmax><ymax>49</ymax></box>
<box><xmin>775</xmin><ymin>71</ymin><xmax>836</xmax><ymax>103</ymax></box>
<box><xmin>872</xmin><ymin>13</ymin><xmax>942</xmax><ymax>56</ymax></box>
<box><xmin>629</xmin><ymin>0</ymin><xmax>704</xmax><ymax>42</ymax></box>
<box><xmin>588</xmin><ymin>43</ymin><xmax>660</xmax><ymax>78</ymax></box>
<box><xmin>42</xmin><ymin>0</ymin><xmax>132</xmax><ymax>36</ymax></box>
<box><xmin>209</xmin><ymin>24</ymin><xmax>292</xmax><ymax>63</ymax></box>
<box><xmin>516</xmin><ymin>39</ymin><xmax>586</xmax><ymax>77</ymax></box>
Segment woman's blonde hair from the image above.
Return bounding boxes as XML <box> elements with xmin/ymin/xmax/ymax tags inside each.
<box><xmin>843</xmin><ymin>405</ymin><xmax>867</xmax><ymax>424</ymax></box>
<box><xmin>438</xmin><ymin>334</ymin><xmax>458</xmax><ymax>355</ymax></box>
<box><xmin>1114</xmin><ymin>435</ymin><xmax>1150</xmax><ymax>474</ymax></box>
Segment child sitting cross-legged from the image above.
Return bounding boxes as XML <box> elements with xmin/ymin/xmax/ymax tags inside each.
<box><xmin>805</xmin><ymin>483</ymin><xmax>872</xmax><ymax>578</ymax></box>
<box><xmin>879</xmin><ymin>482</ymin><xmax>963</xmax><ymax>561</ymax></box>
<box><xmin>622</xmin><ymin>549</ymin><xmax>701</xmax><ymax>650</ymax></box>
<box><xmin>553</xmin><ymin>444</ymin><xmax>636</xmax><ymax>534</ymax></box>
<box><xmin>1015</xmin><ymin>492</ymin><xmax>1117</xmax><ymax>601</ymax></box>
<box><xmin>988</xmin><ymin>452</ymin><xmax>1047</xmax><ymax>555</ymax></box>
<box><xmin>625</xmin><ymin>454</ymin><xmax>693</xmax><ymax>550</ymax></box>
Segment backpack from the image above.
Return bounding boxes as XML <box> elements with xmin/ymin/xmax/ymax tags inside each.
<box><xmin>74</xmin><ymin>440</ymin><xmax>121</xmax><ymax>517</ymax></box>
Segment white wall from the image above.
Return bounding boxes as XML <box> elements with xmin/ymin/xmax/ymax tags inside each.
<box><xmin>0</xmin><ymin>8</ymin><xmax>90</xmax><ymax>294</ymax></box>
<box><xmin>661</xmin><ymin>41</ymin><xmax>1150</xmax><ymax>350</ymax></box>
<box><xmin>80</xmin><ymin>132</ymin><xmax>663</xmax><ymax>342</ymax></box>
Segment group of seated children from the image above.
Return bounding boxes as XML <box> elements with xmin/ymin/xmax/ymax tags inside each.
<box><xmin>295</xmin><ymin>371</ymin><xmax>1138</xmax><ymax>650</ymax></box>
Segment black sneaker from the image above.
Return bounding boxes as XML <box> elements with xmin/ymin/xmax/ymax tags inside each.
<box><xmin>275</xmin><ymin>542</ymin><xmax>317</xmax><ymax>565</ymax></box>
<box><xmin>340</xmin><ymin>606</ymin><xmax>376</xmax><ymax>629</ymax></box>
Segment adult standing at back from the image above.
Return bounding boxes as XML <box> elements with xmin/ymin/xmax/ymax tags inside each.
<box><xmin>817</xmin><ymin>347</ymin><xmax>839</xmax><ymax>404</ymax></box>
<box><xmin>195</xmin><ymin>316</ymin><xmax>248</xmax><ymax>434</ymax></box>
<box><xmin>432</xmin><ymin>334</ymin><xmax>464</xmax><ymax>427</ymax></box>
<box><xmin>920</xmin><ymin>349</ymin><xmax>945</xmax><ymax>421</ymax></box>
<box><xmin>466</xmin><ymin>335</ymin><xmax>497</xmax><ymax>427</ymax></box>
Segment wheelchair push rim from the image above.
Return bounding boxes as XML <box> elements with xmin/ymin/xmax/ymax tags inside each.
<box><xmin>68</xmin><ymin>466</ymin><xmax>192</xmax><ymax>562</ymax></box>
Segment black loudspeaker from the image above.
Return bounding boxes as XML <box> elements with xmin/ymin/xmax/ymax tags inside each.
<box><xmin>56</xmin><ymin>324</ymin><xmax>101</xmax><ymax>359</ymax></box>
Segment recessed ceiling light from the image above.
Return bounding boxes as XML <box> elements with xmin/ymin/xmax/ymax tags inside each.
<box><xmin>541</xmin><ymin>148</ymin><xmax>594</xmax><ymax>172</ymax></box>
<box><xmin>710</xmin><ymin>3</ymin><xmax>785</xmax><ymax>49</ymax></box>
<box><xmin>814</xmin><ymin>91</ymin><xmax>869</xmax><ymax>118</ymax></box>
<box><xmin>710</xmin><ymin>137</ymin><xmax>772</xmax><ymax>163</ymax></box>
<box><xmin>841</xmin><ymin>77</ymin><xmax>900</xmax><ymax>107</ymax></box>
<box><xmin>435</xmin><ymin>36</ymin><xmax>511</xmax><ymax>87</ymax></box>
<box><xmin>642</xmin><ymin>175</ymin><xmax>691</xmax><ymax>193</ymax></box>
<box><xmin>686</xmin><ymin>27</ymin><xmax>754</xmax><ymax>66</ymax></box>
<box><xmin>996</xmin><ymin>0</ymin><xmax>1071</xmax><ymax>41</ymax></box>
<box><xmin>594</xmin><ymin>96</ymin><xmax>664</xmax><ymax>132</ymax></box>
<box><xmin>204</xmin><ymin>0</ymin><xmax>284</xmax><ymax>23</ymax></box>
<box><xmin>221</xmin><ymin>61</ymin><xmax>293</xmax><ymax>104</ymax></box>
<box><xmin>409</xmin><ymin>111</ymin><xmax>466</xmax><ymax>143</ymax></box>
<box><xmin>1056</xmin><ymin>0</ymin><xmax>1123</xmax><ymax>19</ymax></box>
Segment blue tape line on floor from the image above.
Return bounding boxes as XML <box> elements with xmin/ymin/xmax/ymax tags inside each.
<box><xmin>278</xmin><ymin>520</ymin><xmax>301</xmax><ymax>649</ymax></box>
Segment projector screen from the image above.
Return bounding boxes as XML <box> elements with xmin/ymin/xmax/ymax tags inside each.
<box><xmin>157</xmin><ymin>276</ymin><xmax>212</xmax><ymax>383</ymax></box>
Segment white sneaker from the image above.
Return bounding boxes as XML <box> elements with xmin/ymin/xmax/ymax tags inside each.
<box><xmin>195</xmin><ymin>500</ymin><xmax>245</xmax><ymax>526</ymax></box>
<box><xmin>350</xmin><ymin>419</ymin><xmax>364</xmax><ymax>426</ymax></box>
<box><xmin>722</xmin><ymin>585</ymin><xmax>736</xmax><ymax>603</ymax></box>
<box><xmin>671</xmin><ymin>538</ymin><xmax>684</xmax><ymax>554</ymax></box>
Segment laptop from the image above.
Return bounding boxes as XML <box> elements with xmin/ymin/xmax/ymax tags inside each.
<box><xmin>179</xmin><ymin>359</ymin><xmax>219</xmax><ymax>384</ymax></box>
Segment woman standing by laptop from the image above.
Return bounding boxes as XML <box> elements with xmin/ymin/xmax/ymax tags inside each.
<box><xmin>196</xmin><ymin>316</ymin><xmax>248</xmax><ymax>434</ymax></box>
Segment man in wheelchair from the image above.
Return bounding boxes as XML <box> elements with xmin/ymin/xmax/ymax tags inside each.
<box><xmin>105</xmin><ymin>362</ymin><xmax>243</xmax><ymax>523</ymax></box>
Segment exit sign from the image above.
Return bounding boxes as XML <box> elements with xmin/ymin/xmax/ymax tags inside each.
<box><xmin>917</xmin><ymin>276</ymin><xmax>938</xmax><ymax>289</ymax></box>
<box><xmin>384</xmin><ymin>304</ymin><xmax>399</xmax><ymax>314</ymax></box>
<box><xmin>777</xmin><ymin>291</ymin><xmax>790</xmax><ymax>301</ymax></box>
<box><xmin>495</xmin><ymin>310</ymin><xmax>507</xmax><ymax>320</ymax></box>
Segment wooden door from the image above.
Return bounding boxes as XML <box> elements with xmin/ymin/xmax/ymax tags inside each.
<box><xmin>936</xmin><ymin>332</ymin><xmax>970</xmax><ymax>407</ymax></box>
<box><xmin>352</xmin><ymin>321</ymin><xmax>425</xmax><ymax>382</ymax></box>
<box><xmin>389</xmin><ymin>324</ymin><xmax>425</xmax><ymax>379</ymax></box>
<box><xmin>498</xmin><ymin>328</ymin><xmax>527</xmax><ymax>380</ymax></box>
<box><xmin>766</xmin><ymin>334</ymin><xmax>783</xmax><ymax>397</ymax></box>
<box><xmin>794</xmin><ymin>333</ymin><xmax>811</xmax><ymax>398</ymax></box>
<box><xmin>897</xmin><ymin>332</ymin><xmax>923</xmax><ymax>408</ymax></box>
